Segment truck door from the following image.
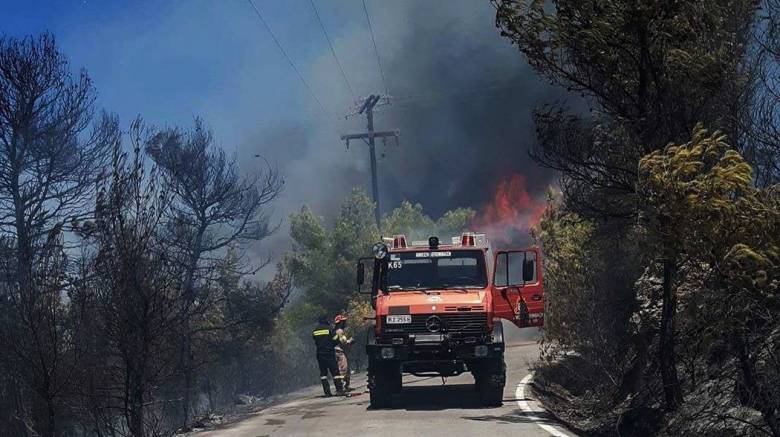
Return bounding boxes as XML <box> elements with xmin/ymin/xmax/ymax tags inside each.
<box><xmin>491</xmin><ymin>248</ymin><xmax>544</xmax><ymax>328</ymax></box>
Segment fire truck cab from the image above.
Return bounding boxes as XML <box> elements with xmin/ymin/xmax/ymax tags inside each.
<box><xmin>356</xmin><ymin>232</ymin><xmax>543</xmax><ymax>408</ymax></box>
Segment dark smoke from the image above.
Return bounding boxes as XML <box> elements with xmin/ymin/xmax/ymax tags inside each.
<box><xmin>242</xmin><ymin>1</ymin><xmax>567</xmax><ymax>266</ymax></box>
<box><xmin>375</xmin><ymin>6</ymin><xmax>563</xmax><ymax>217</ymax></box>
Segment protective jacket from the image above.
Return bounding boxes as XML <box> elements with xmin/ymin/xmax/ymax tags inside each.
<box><xmin>312</xmin><ymin>323</ymin><xmax>339</xmax><ymax>355</ymax></box>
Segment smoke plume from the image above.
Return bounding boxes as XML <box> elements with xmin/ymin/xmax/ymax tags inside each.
<box><xmin>240</xmin><ymin>0</ymin><xmax>567</xmax><ymax>262</ymax></box>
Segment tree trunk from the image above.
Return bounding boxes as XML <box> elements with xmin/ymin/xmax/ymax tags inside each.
<box><xmin>180</xmin><ymin>224</ymin><xmax>205</xmax><ymax>431</ymax></box>
<box><xmin>13</xmin><ymin>149</ymin><xmax>57</xmax><ymax>436</ymax></box>
<box><xmin>618</xmin><ymin>328</ymin><xmax>651</xmax><ymax>400</ymax></box>
<box><xmin>128</xmin><ymin>380</ymin><xmax>145</xmax><ymax>437</ymax></box>
<box><xmin>659</xmin><ymin>259</ymin><xmax>682</xmax><ymax>411</ymax></box>
<box><xmin>181</xmin><ymin>341</ymin><xmax>192</xmax><ymax>431</ymax></box>
<box><xmin>45</xmin><ymin>396</ymin><xmax>56</xmax><ymax>437</ymax></box>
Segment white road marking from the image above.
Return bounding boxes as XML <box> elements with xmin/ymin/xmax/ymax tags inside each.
<box><xmin>516</xmin><ymin>372</ymin><xmax>573</xmax><ymax>437</ymax></box>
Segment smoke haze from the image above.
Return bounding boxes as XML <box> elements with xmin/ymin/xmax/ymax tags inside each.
<box><xmin>242</xmin><ymin>0</ymin><xmax>566</xmax><ymax>261</ymax></box>
<box><xmin>3</xmin><ymin>1</ymin><xmax>567</xmax><ymax>265</ymax></box>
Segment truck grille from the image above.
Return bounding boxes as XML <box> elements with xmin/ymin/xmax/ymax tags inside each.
<box><xmin>381</xmin><ymin>313</ymin><xmax>487</xmax><ymax>341</ymax></box>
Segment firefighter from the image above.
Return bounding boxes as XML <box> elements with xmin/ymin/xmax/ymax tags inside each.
<box><xmin>334</xmin><ymin>314</ymin><xmax>355</xmax><ymax>391</ymax></box>
<box><xmin>312</xmin><ymin>316</ymin><xmax>344</xmax><ymax>396</ymax></box>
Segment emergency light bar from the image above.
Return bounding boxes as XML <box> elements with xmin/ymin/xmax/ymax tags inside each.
<box><xmin>387</xmin><ymin>233</ymin><xmax>488</xmax><ymax>248</ymax></box>
<box><xmin>392</xmin><ymin>235</ymin><xmax>407</xmax><ymax>248</ymax></box>
<box><xmin>456</xmin><ymin>232</ymin><xmax>488</xmax><ymax>247</ymax></box>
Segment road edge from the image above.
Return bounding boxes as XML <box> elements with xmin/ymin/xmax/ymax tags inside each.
<box><xmin>516</xmin><ymin>372</ymin><xmax>574</xmax><ymax>437</ymax></box>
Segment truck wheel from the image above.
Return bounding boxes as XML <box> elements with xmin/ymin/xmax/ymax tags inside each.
<box><xmin>369</xmin><ymin>361</ymin><xmax>400</xmax><ymax>408</ymax></box>
<box><xmin>477</xmin><ymin>356</ymin><xmax>505</xmax><ymax>407</ymax></box>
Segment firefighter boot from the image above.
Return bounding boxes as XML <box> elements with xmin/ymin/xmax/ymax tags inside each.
<box><xmin>334</xmin><ymin>377</ymin><xmax>345</xmax><ymax>396</ymax></box>
<box><xmin>321</xmin><ymin>378</ymin><xmax>332</xmax><ymax>397</ymax></box>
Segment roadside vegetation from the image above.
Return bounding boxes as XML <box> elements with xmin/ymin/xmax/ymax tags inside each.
<box><xmin>0</xmin><ymin>33</ymin><xmax>291</xmax><ymax>436</ymax></box>
<box><xmin>4</xmin><ymin>0</ymin><xmax>780</xmax><ymax>435</ymax></box>
<box><xmin>0</xmin><ymin>34</ymin><xmax>474</xmax><ymax>435</ymax></box>
<box><xmin>493</xmin><ymin>0</ymin><xmax>780</xmax><ymax>435</ymax></box>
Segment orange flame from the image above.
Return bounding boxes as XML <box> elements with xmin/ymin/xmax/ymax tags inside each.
<box><xmin>471</xmin><ymin>173</ymin><xmax>545</xmax><ymax>244</ymax></box>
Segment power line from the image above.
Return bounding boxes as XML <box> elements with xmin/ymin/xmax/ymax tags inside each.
<box><xmin>308</xmin><ymin>0</ymin><xmax>355</xmax><ymax>100</ymax></box>
<box><xmin>361</xmin><ymin>0</ymin><xmax>389</xmax><ymax>95</ymax></box>
<box><xmin>247</xmin><ymin>0</ymin><xmax>328</xmax><ymax>115</ymax></box>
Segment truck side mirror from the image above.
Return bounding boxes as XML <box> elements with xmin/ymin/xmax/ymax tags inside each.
<box><xmin>356</xmin><ymin>257</ymin><xmax>374</xmax><ymax>295</ymax></box>
<box><xmin>522</xmin><ymin>258</ymin><xmax>535</xmax><ymax>283</ymax></box>
<box><xmin>357</xmin><ymin>262</ymin><xmax>365</xmax><ymax>286</ymax></box>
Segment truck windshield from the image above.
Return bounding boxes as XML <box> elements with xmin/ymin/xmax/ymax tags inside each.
<box><xmin>386</xmin><ymin>250</ymin><xmax>487</xmax><ymax>290</ymax></box>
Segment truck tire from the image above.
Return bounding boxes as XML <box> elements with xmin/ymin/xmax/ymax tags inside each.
<box><xmin>369</xmin><ymin>361</ymin><xmax>401</xmax><ymax>408</ymax></box>
<box><xmin>477</xmin><ymin>355</ymin><xmax>505</xmax><ymax>407</ymax></box>
<box><xmin>491</xmin><ymin>319</ymin><xmax>505</xmax><ymax>344</ymax></box>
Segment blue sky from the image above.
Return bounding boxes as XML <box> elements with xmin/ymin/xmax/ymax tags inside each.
<box><xmin>1</xmin><ymin>0</ymin><xmax>359</xmax><ymax>147</ymax></box>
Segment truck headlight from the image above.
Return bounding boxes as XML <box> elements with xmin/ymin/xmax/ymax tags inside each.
<box><xmin>474</xmin><ymin>345</ymin><xmax>488</xmax><ymax>357</ymax></box>
<box><xmin>381</xmin><ymin>347</ymin><xmax>395</xmax><ymax>359</ymax></box>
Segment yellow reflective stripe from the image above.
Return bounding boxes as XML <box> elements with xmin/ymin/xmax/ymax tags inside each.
<box><xmin>332</xmin><ymin>334</ymin><xmax>340</xmax><ymax>340</ymax></box>
<box><xmin>320</xmin><ymin>376</ymin><xmax>328</xmax><ymax>380</ymax></box>
<box><xmin>313</xmin><ymin>329</ymin><xmax>330</xmax><ymax>336</ymax></box>
<box><xmin>333</xmin><ymin>375</ymin><xmax>344</xmax><ymax>379</ymax></box>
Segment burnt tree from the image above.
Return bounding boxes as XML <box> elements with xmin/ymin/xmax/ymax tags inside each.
<box><xmin>0</xmin><ymin>33</ymin><xmax>116</xmax><ymax>436</ymax></box>
<box><xmin>145</xmin><ymin>118</ymin><xmax>283</xmax><ymax>428</ymax></box>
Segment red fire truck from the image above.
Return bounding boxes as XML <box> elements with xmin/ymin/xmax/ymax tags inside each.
<box><xmin>356</xmin><ymin>232</ymin><xmax>543</xmax><ymax>408</ymax></box>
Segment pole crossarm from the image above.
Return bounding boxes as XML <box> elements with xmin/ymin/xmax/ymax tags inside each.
<box><xmin>340</xmin><ymin>130</ymin><xmax>400</xmax><ymax>147</ymax></box>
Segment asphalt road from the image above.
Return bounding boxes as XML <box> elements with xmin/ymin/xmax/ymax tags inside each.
<box><xmin>194</xmin><ymin>325</ymin><xmax>574</xmax><ymax>437</ymax></box>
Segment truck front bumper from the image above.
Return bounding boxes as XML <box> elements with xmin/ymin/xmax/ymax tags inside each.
<box><xmin>366</xmin><ymin>336</ymin><xmax>504</xmax><ymax>362</ymax></box>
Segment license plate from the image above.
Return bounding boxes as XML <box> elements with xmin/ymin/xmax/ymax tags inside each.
<box><xmin>386</xmin><ymin>315</ymin><xmax>411</xmax><ymax>324</ymax></box>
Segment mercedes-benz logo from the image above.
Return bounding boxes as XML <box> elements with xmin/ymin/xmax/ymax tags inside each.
<box><xmin>425</xmin><ymin>315</ymin><xmax>442</xmax><ymax>333</ymax></box>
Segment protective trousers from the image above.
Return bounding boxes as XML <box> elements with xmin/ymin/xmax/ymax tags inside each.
<box><xmin>335</xmin><ymin>349</ymin><xmax>350</xmax><ymax>390</ymax></box>
<box><xmin>316</xmin><ymin>353</ymin><xmax>343</xmax><ymax>396</ymax></box>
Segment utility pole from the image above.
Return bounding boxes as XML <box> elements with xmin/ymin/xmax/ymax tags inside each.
<box><xmin>341</xmin><ymin>94</ymin><xmax>399</xmax><ymax>229</ymax></box>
